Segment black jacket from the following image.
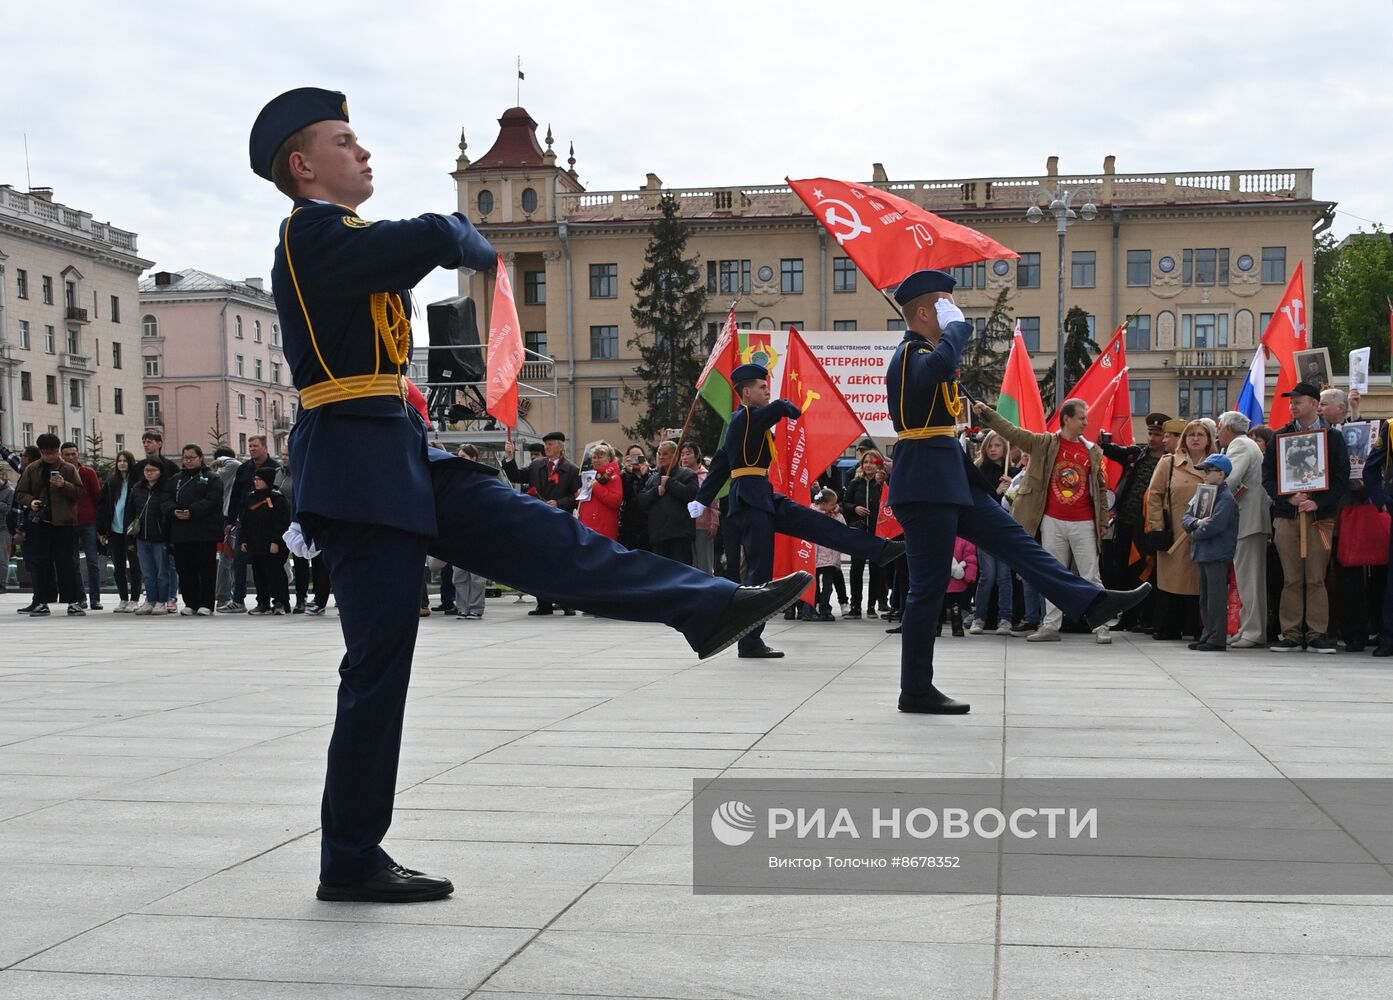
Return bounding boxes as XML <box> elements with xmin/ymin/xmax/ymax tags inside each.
<box><xmin>169</xmin><ymin>465</ymin><xmax>226</xmax><ymax>543</ymax></box>
<box><xmin>502</xmin><ymin>455</ymin><xmax>581</xmax><ymax>511</ymax></box>
<box><xmin>239</xmin><ymin>486</ymin><xmax>292</xmax><ymax>557</ymax></box>
<box><xmin>228</xmin><ymin>457</ymin><xmax>281</xmax><ymax>526</ymax></box>
<box><xmin>638</xmin><ymin>465</ymin><xmax>698</xmax><ymax>543</ymax></box>
<box><xmin>619</xmin><ymin>467</ymin><xmax>652</xmax><ymax>549</ymax></box>
<box><xmin>128</xmin><ymin>476</ymin><xmax>174</xmax><ymax>543</ymax></box>
<box><xmin>1262</xmin><ymin>420</ymin><xmax>1350</xmax><ymax>521</ymax></box>
<box><xmin>843</xmin><ymin>475</ymin><xmax>886</xmax><ymax>532</ymax></box>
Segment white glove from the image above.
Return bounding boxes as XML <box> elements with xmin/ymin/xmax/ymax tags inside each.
<box><xmin>934</xmin><ymin>298</ymin><xmax>966</xmax><ymax>327</ymax></box>
<box><xmin>283</xmin><ymin>521</ymin><xmax>320</xmax><ymax>560</ymax></box>
<box><xmin>950</xmin><ymin>559</ymin><xmax>965</xmax><ymax>580</ymax></box>
<box><xmin>687</xmin><ymin>501</ymin><xmax>706</xmax><ymax>519</ymax></box>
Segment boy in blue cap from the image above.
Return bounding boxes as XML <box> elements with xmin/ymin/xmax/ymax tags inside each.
<box><xmin>250</xmin><ymin>88</ymin><xmax>810</xmax><ymax>903</ymax></box>
<box><xmin>1181</xmin><ymin>454</ymin><xmax>1240</xmax><ymax>652</ymax></box>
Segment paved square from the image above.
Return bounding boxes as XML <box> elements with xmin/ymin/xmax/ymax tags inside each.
<box><xmin>3</xmin><ymin>590</ymin><xmax>1392</xmax><ymax>998</ymax></box>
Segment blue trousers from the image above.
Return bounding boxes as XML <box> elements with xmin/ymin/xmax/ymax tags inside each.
<box><xmin>730</xmin><ymin>495</ymin><xmax>887</xmax><ymax>652</ymax></box>
<box><xmin>316</xmin><ymin>461</ymin><xmax>740</xmax><ymax>883</ymax></box>
<box><xmin>895</xmin><ymin>490</ymin><xmax>1100</xmax><ymax>695</ymax></box>
<box><xmin>970</xmin><ymin>548</ymin><xmax>1014</xmax><ymax>625</ymax></box>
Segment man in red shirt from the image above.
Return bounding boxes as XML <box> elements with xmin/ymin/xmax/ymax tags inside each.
<box><xmin>974</xmin><ymin>397</ymin><xmax>1110</xmax><ymax>643</ymax></box>
<box><xmin>61</xmin><ymin>441</ymin><xmax>105</xmax><ymax>611</ymax></box>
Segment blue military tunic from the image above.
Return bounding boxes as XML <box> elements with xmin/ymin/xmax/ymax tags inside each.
<box><xmin>696</xmin><ymin>400</ymin><xmax>801</xmax><ymax>514</ymax></box>
<box><xmin>885</xmin><ymin>323</ymin><xmax>976</xmax><ymax>508</ymax></box>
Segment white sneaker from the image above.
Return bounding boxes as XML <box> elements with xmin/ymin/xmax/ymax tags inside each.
<box><xmin>1094</xmin><ymin>625</ymin><xmax>1112</xmax><ymax>645</ymax></box>
<box><xmin>180</xmin><ymin>607</ymin><xmax>197</xmax><ymax>616</ymax></box>
<box><xmin>196</xmin><ymin>607</ymin><xmax>213</xmax><ymax>616</ymax></box>
<box><xmin>151</xmin><ymin>604</ymin><xmax>167</xmax><ymax>616</ymax></box>
<box><xmin>994</xmin><ymin>621</ymin><xmax>1012</xmax><ymax>636</ymax></box>
<box><xmin>967</xmin><ymin>619</ymin><xmax>986</xmax><ymax>635</ymax></box>
<box><xmin>1026</xmin><ymin>629</ymin><xmax>1061</xmax><ymax>642</ymax></box>
<box><xmin>134</xmin><ymin>602</ymin><xmax>155</xmax><ymax>616</ymax></box>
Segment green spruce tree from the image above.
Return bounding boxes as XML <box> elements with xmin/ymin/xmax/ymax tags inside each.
<box><xmin>1039</xmin><ymin>306</ymin><xmax>1101</xmax><ymax>418</ymax></box>
<box><xmin>958</xmin><ymin>288</ymin><xmax>1014</xmax><ymax>404</ymax></box>
<box><xmin>623</xmin><ymin>193</ymin><xmax>719</xmax><ymax>449</ymax></box>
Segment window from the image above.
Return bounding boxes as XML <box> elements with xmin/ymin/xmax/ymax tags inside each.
<box><xmin>521</xmin><ymin>187</ymin><xmax>538</xmax><ymax>213</ymax></box>
<box><xmin>144</xmin><ymin>356</ymin><xmax>161</xmax><ymax>377</ymax></box>
<box><xmin>235</xmin><ymin>354</ymin><xmax>245</xmax><ymax>377</ymax></box>
<box><xmin>255</xmin><ymin>397</ymin><xmax>264</xmax><ymax>421</ymax></box>
<box><xmin>255</xmin><ymin>359</ymin><xmax>264</xmax><ymax>381</ymax></box>
<box><xmin>1259</xmin><ymin>312</ymin><xmax>1274</xmax><ymax>336</ymax></box>
<box><xmin>18</xmin><ymin>320</ymin><xmax>30</xmax><ymax>349</ymax></box>
<box><xmin>44</xmin><ymin>326</ymin><xmax>55</xmax><ymax>354</ymax></box>
<box><xmin>1126</xmin><ymin>250</ymin><xmax>1151</xmax><ymax>286</ymax></box>
<box><xmin>524</xmin><ymin>330</ymin><xmax>548</xmax><ymax>357</ymax></box>
<box><xmin>65</xmin><ymin>280</ymin><xmax>77</xmax><ymax>309</ymax></box>
<box><xmin>1181</xmin><ymin>313</ymin><xmax>1230</xmax><ymax>349</ymax></box>
<box><xmin>1019</xmin><ymin>317</ymin><xmax>1041</xmax><ymax>352</ymax></box>
<box><xmin>142</xmin><ymin>314</ymin><xmax>159</xmax><ymax>338</ymax></box>
<box><xmin>1125</xmin><ymin>314</ymin><xmax>1151</xmax><ymax>352</ymax></box>
<box><xmin>1182</xmin><ymin>247</ymin><xmax>1230</xmax><ymax>287</ymax></box>
<box><xmin>523</xmin><ymin>270</ymin><xmax>546</xmax><ymax>305</ymax></box>
<box><xmin>589</xmin><ymin>325</ymin><xmax>619</xmax><ymax>359</ymax></box>
<box><xmin>42</xmin><ymin>275</ymin><xmax>53</xmax><ymax>304</ymax></box>
<box><xmin>271</xmin><ymin>361</ymin><xmax>282</xmax><ymax>384</ymax></box>
<box><xmin>254</xmin><ymin>320</ymin><xmax>262</xmax><ymax>343</ymax></box>
<box><xmin>1017</xmin><ymin>253</ymin><xmax>1041</xmax><ymax>289</ymax></box>
<box><xmin>112</xmin><ymin>341</ymin><xmax>122</xmax><ymax>368</ymax></box>
<box><xmin>20</xmin><ymin>372</ymin><xmax>32</xmax><ymax>400</ymax></box>
<box><xmin>110</xmin><ymin>295</ymin><xmax>121</xmax><ymax>323</ymax></box>
<box><xmin>114</xmin><ymin>388</ymin><xmax>124</xmax><ymax>414</ymax></box>
<box><xmin>711</xmin><ymin>259</ymin><xmax>751</xmax><ymax>295</ymax></box>
<box><xmin>477</xmin><ymin>190</ymin><xmax>495</xmax><ymax>215</ymax></box>
<box><xmin>1086</xmin><ymin>314</ymin><xmax>1097</xmax><ymax>340</ymax></box>
<box><xmin>833</xmin><ymin>257</ymin><xmax>857</xmax><ymax>293</ymax></box>
<box><xmin>780</xmin><ymin>258</ymin><xmax>804</xmax><ymax>294</ymax></box>
<box><xmin>1261</xmin><ymin>246</ymin><xmax>1286</xmax><ymax>284</ymax></box>
<box><xmin>69</xmin><ymin>379</ymin><xmax>82</xmax><ymax>409</ymax></box>
<box><xmin>114</xmin><ymin>433</ymin><xmax>124</xmax><ymax>453</ymax></box>
<box><xmin>271</xmin><ymin>323</ymin><xmax>280</xmax><ymax>347</ymax></box>
<box><xmin>832</xmin><ymin>320</ymin><xmax>858</xmax><ymax>331</ymax></box>
<box><xmin>16</xmin><ymin>269</ymin><xmax>27</xmax><ymax>299</ymax></box>
<box><xmin>1071</xmin><ymin>250</ymin><xmax>1096</xmax><ymax>288</ymax></box>
<box><xmin>780</xmin><ymin>321</ymin><xmax>804</xmax><ymax>330</ymax></box>
<box><xmin>46</xmin><ymin>375</ymin><xmax>58</xmax><ymax>404</ymax></box>
<box><xmin>1177</xmin><ymin>379</ymin><xmax>1229</xmax><ymax>420</ymax></box>
<box><xmin>886</xmin><ymin>318</ymin><xmax>906</xmax><ymax>331</ymax></box>
<box><xmin>235</xmin><ymin>316</ymin><xmax>244</xmax><ymax>339</ymax></box>
<box><xmin>22</xmin><ymin>422</ymin><xmax>34</xmax><ymax>446</ymax></box>
<box><xmin>591</xmin><ymin>387</ymin><xmax>619</xmax><ymax>423</ymax></box>
<box><xmin>589</xmin><ymin>263</ymin><xmax>618</xmax><ymax>298</ymax></box>
<box><xmin>237</xmin><ymin>393</ymin><xmax>246</xmax><ymax>418</ymax></box>
<box><xmin>70</xmin><ymin>426</ymin><xmax>81</xmax><ymax>446</ymax></box>
<box><xmin>66</xmin><ymin>328</ymin><xmax>80</xmax><ymax>355</ymax></box>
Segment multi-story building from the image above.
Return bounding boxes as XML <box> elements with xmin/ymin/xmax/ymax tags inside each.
<box><xmin>453</xmin><ymin>107</ymin><xmax>1335</xmax><ymax>447</ymax></box>
<box><xmin>0</xmin><ymin>185</ymin><xmax>152</xmax><ymax>457</ymax></box>
<box><xmin>138</xmin><ymin>269</ymin><xmax>296</xmax><ymax>458</ymax></box>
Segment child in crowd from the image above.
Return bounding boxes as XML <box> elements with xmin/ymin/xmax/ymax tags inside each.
<box><xmin>943</xmin><ymin>536</ymin><xmax>978</xmax><ymax>636</ymax></box>
<box><xmin>1180</xmin><ymin>454</ymin><xmax>1240</xmax><ymax>652</ymax></box>
<box><xmin>814</xmin><ymin>488</ymin><xmax>849</xmax><ymax>621</ymax></box>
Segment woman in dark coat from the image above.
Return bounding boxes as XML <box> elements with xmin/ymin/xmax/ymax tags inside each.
<box><xmin>170</xmin><ymin>444</ymin><xmax>225</xmax><ymax>615</ymax></box>
<box><xmin>239</xmin><ymin>466</ymin><xmax>292</xmax><ymax>614</ymax></box>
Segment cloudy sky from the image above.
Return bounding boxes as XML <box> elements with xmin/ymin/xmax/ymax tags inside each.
<box><xmin>4</xmin><ymin>0</ymin><xmax>1389</xmax><ymax>309</ymax></box>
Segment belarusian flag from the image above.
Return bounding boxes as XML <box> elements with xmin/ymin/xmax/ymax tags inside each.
<box><xmin>696</xmin><ymin>305</ymin><xmax>741</xmax><ymax>498</ymax></box>
<box><xmin>997</xmin><ymin>323</ymin><xmax>1047</xmax><ymax>433</ymax></box>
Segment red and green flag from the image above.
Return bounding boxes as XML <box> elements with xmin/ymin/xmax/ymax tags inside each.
<box><xmin>997</xmin><ymin>323</ymin><xmax>1047</xmax><ymax>433</ymax></box>
<box><xmin>696</xmin><ymin>305</ymin><xmax>742</xmax><ymax>498</ymax></box>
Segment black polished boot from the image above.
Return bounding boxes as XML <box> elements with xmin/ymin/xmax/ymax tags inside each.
<box><xmin>898</xmin><ymin>687</ymin><xmax>970</xmax><ymax>715</ymax></box>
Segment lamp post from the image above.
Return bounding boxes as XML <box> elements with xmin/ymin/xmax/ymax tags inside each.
<box><xmin>1027</xmin><ymin>184</ymin><xmax>1097</xmax><ymax>410</ymax></box>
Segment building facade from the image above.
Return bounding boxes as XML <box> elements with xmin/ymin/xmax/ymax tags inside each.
<box><xmin>138</xmin><ymin>269</ymin><xmax>296</xmax><ymax>458</ymax></box>
<box><xmin>0</xmin><ymin>185</ymin><xmax>152</xmax><ymax>457</ymax></box>
<box><xmin>452</xmin><ymin>108</ymin><xmax>1334</xmax><ymax>448</ymax></box>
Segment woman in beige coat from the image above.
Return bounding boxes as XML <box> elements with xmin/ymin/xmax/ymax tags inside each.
<box><xmin>1145</xmin><ymin>419</ymin><xmax>1217</xmax><ymax>641</ymax></box>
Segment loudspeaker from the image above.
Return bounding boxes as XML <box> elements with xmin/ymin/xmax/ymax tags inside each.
<box><xmin>426</xmin><ymin>295</ymin><xmax>484</xmax><ymax>384</ymax></box>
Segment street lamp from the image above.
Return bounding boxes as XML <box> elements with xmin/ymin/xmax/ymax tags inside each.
<box><xmin>1027</xmin><ymin>184</ymin><xmax>1097</xmax><ymax>410</ymax></box>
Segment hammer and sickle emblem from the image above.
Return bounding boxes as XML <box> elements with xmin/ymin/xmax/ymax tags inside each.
<box><xmin>1280</xmin><ymin>298</ymin><xmax>1306</xmax><ymax>346</ymax></box>
<box><xmin>816</xmin><ymin>197</ymin><xmax>872</xmax><ymax>246</ymax></box>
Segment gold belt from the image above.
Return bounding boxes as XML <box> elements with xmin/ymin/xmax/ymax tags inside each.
<box><xmin>298</xmin><ymin>373</ymin><xmax>404</xmax><ymax>410</ymax></box>
<box><xmin>730</xmin><ymin>466</ymin><xmax>768</xmax><ymax>478</ymax></box>
<box><xmin>896</xmin><ymin>426</ymin><xmax>957</xmax><ymax>441</ymax></box>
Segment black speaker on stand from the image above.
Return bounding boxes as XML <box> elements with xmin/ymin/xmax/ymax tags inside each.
<box><xmin>426</xmin><ymin>295</ymin><xmax>490</xmax><ymax>427</ymax></box>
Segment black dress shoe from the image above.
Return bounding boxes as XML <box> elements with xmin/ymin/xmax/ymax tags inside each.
<box><xmin>527</xmin><ymin>608</ymin><xmax>554</xmax><ymax>616</ymax></box>
<box><xmin>874</xmin><ymin>539</ymin><xmax>907</xmax><ymax>566</ymax></box>
<box><xmin>898</xmin><ymin>687</ymin><xmax>970</xmax><ymax>715</ymax></box>
<box><xmin>738</xmin><ymin>646</ymin><xmax>785</xmax><ymax>659</ymax></box>
<box><xmin>885</xmin><ymin>625</ymin><xmax>902</xmax><ymax>634</ymax></box>
<box><xmin>1083</xmin><ymin>584</ymin><xmax>1152</xmax><ymax>630</ymax></box>
<box><xmin>563</xmin><ymin>609</ymin><xmax>577</xmax><ymax>616</ymax></box>
<box><xmin>695</xmin><ymin>571</ymin><xmax>812</xmax><ymax>659</ymax></box>
<box><xmin>1373</xmin><ymin>645</ymin><xmax>1393</xmax><ymax>657</ymax></box>
<box><xmin>316</xmin><ymin>863</ymin><xmax>454</xmax><ymax>903</ymax></box>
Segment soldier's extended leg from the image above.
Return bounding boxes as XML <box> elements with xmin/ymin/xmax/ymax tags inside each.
<box><xmin>770</xmin><ymin>496</ymin><xmax>895</xmax><ymax>564</ymax></box>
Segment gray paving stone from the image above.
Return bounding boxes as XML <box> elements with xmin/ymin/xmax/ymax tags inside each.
<box><xmin>0</xmin><ymin>972</ymin><xmax>459</xmax><ymax>999</ymax></box>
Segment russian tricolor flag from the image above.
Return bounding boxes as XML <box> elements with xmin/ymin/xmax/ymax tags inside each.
<box><xmin>1236</xmin><ymin>346</ymin><xmax>1266</xmax><ymax>427</ymax></box>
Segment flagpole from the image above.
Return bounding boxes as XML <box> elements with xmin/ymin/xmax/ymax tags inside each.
<box><xmin>674</xmin><ymin>297</ymin><xmax>739</xmax><ymax>465</ymax></box>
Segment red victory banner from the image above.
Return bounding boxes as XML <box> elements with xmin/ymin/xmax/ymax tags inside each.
<box><xmin>1048</xmin><ymin>323</ymin><xmax>1131</xmax><ymax>443</ymax></box>
<box><xmin>770</xmin><ymin>328</ymin><xmax>868</xmax><ymax>601</ymax></box>
<box><xmin>997</xmin><ymin>323</ymin><xmax>1048</xmax><ymax>434</ymax></box>
<box><xmin>485</xmin><ymin>255</ymin><xmax>524</xmax><ymax>429</ymax></box>
<box><xmin>787</xmin><ymin>176</ymin><xmax>1019</xmax><ymax>289</ymax></box>
<box><xmin>875</xmin><ymin>500</ymin><xmax>904</xmax><ymax>540</ymax></box>
<box><xmin>1260</xmin><ymin>261</ymin><xmax>1308</xmax><ymax>427</ymax></box>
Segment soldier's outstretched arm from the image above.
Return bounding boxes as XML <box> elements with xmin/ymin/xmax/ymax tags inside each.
<box><xmin>750</xmin><ymin>400</ymin><xmax>801</xmax><ymax>434</ymax></box>
<box><xmin>695</xmin><ymin>450</ymin><xmax>731</xmax><ymax>507</ymax></box>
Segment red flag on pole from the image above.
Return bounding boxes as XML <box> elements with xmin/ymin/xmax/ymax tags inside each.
<box><xmin>997</xmin><ymin>324</ymin><xmax>1047</xmax><ymax>434</ymax></box>
<box><xmin>485</xmin><ymin>255</ymin><xmax>524</xmax><ymax>429</ymax></box>
<box><xmin>1048</xmin><ymin>324</ymin><xmax>1129</xmax><ymax>435</ymax></box>
<box><xmin>876</xmin><ymin>500</ymin><xmax>904</xmax><ymax>540</ymax></box>
<box><xmin>770</xmin><ymin>328</ymin><xmax>869</xmax><ymax>601</ymax></box>
<box><xmin>786</xmin><ymin>176</ymin><xmax>1019</xmax><ymax>289</ymax></box>
<box><xmin>1260</xmin><ymin>261</ymin><xmax>1308</xmax><ymax>428</ymax></box>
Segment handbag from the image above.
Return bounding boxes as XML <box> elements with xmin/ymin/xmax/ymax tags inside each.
<box><xmin>1142</xmin><ymin>456</ymin><xmax>1176</xmax><ymax>554</ymax></box>
<box><xmin>1338</xmin><ymin>503</ymin><xmax>1391</xmax><ymax>567</ymax></box>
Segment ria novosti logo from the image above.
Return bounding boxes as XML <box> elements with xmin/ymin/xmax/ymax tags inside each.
<box><xmin>710</xmin><ymin>800</ymin><xmax>757</xmax><ymax>846</ymax></box>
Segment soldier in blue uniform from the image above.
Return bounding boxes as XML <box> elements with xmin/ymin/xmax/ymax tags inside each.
<box><xmin>250</xmin><ymin>88</ymin><xmax>810</xmax><ymax>904</ymax></box>
<box><xmin>885</xmin><ymin>269</ymin><xmax>1150</xmax><ymax>714</ymax></box>
<box><xmin>1363</xmin><ymin>420</ymin><xmax>1393</xmax><ymax>657</ymax></box>
<box><xmin>690</xmin><ymin>363</ymin><xmax>905</xmax><ymax>658</ymax></box>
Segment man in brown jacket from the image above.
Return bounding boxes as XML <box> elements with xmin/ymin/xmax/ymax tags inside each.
<box><xmin>14</xmin><ymin>432</ymin><xmax>85</xmax><ymax>616</ymax></box>
<box><xmin>973</xmin><ymin>398</ymin><xmax>1111</xmax><ymax>643</ymax></box>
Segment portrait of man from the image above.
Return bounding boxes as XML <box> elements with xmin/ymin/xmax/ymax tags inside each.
<box><xmin>1292</xmin><ymin>348</ymin><xmax>1333</xmax><ymax>390</ymax></box>
<box><xmin>1277</xmin><ymin>430</ymin><xmax>1329</xmax><ymax>495</ymax></box>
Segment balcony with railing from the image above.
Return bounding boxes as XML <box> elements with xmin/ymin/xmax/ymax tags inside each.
<box><xmin>520</xmin><ymin>359</ymin><xmax>555</xmax><ymax>382</ymax></box>
<box><xmin>65</xmin><ymin>306</ymin><xmax>89</xmax><ymax>324</ymax></box>
<box><xmin>58</xmin><ymin>353</ymin><xmax>91</xmax><ymax>373</ymax></box>
<box><xmin>0</xmin><ymin>185</ymin><xmax>141</xmax><ymax>253</ymax></box>
<box><xmin>272</xmin><ymin>416</ymin><xmax>294</xmax><ymax>432</ymax></box>
<box><xmin>1175</xmin><ymin>349</ymin><xmax>1241</xmax><ymax>372</ymax></box>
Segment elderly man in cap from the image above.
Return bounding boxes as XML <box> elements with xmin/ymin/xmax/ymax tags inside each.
<box><xmin>1216</xmin><ymin>410</ymin><xmax>1271</xmax><ymax>647</ymax></box>
<box><xmin>690</xmin><ymin>362</ymin><xmax>903</xmax><ymax>658</ymax></box>
<box><xmin>502</xmin><ymin>430</ymin><xmax>581</xmax><ymax>615</ymax></box>
<box><xmin>889</xmin><ymin>269</ymin><xmax>1150</xmax><ymax>714</ymax></box>
<box><xmin>249</xmin><ymin>87</ymin><xmax>810</xmax><ymax>904</ymax></box>
<box><xmin>1261</xmin><ymin>381</ymin><xmax>1349</xmax><ymax>652</ymax></box>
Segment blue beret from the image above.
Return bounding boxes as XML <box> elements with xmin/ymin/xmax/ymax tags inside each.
<box><xmin>732</xmin><ymin>363</ymin><xmax>769</xmax><ymax>386</ymax></box>
<box><xmin>250</xmin><ymin>88</ymin><xmax>349</xmax><ymax>181</ymax></box>
<box><xmin>892</xmin><ymin>269</ymin><xmax>957</xmax><ymax>305</ymax></box>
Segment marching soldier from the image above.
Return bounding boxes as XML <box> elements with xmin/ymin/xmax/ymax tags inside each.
<box><xmin>249</xmin><ymin>88</ymin><xmax>810</xmax><ymax>904</ymax></box>
<box><xmin>690</xmin><ymin>362</ymin><xmax>905</xmax><ymax>657</ymax></box>
<box><xmin>885</xmin><ymin>269</ymin><xmax>1150</xmax><ymax>714</ymax></box>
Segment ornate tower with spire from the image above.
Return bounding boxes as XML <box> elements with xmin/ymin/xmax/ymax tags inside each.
<box><xmin>449</xmin><ymin>106</ymin><xmax>584</xmax><ymax>229</ymax></box>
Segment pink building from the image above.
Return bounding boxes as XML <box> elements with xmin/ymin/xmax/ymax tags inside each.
<box><xmin>138</xmin><ymin>269</ymin><xmax>296</xmax><ymax>458</ymax></box>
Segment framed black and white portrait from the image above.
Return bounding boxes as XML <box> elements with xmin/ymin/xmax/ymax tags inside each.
<box><xmin>1276</xmin><ymin>430</ymin><xmax>1329</xmax><ymax>495</ymax></box>
<box><xmin>1292</xmin><ymin>347</ymin><xmax>1333</xmax><ymax>389</ymax></box>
